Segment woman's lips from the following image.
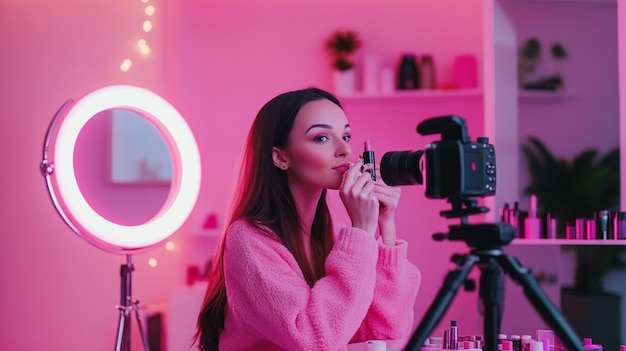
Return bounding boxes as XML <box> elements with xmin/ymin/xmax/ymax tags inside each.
<box><xmin>333</xmin><ymin>164</ymin><xmax>350</xmax><ymax>173</ymax></box>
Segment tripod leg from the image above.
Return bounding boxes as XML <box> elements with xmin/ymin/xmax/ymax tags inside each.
<box><xmin>115</xmin><ymin>307</ymin><xmax>128</xmax><ymax>351</ymax></box>
<box><xmin>134</xmin><ymin>302</ymin><xmax>151</xmax><ymax>351</ymax></box>
<box><xmin>497</xmin><ymin>254</ymin><xmax>585</xmax><ymax>351</ymax></box>
<box><xmin>477</xmin><ymin>255</ymin><xmax>506</xmax><ymax>351</ymax></box>
<box><xmin>405</xmin><ymin>254</ymin><xmax>479</xmax><ymax>351</ymax></box>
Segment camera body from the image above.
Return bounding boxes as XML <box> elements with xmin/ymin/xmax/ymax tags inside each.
<box><xmin>380</xmin><ymin>115</ymin><xmax>496</xmax><ymax>199</ymax></box>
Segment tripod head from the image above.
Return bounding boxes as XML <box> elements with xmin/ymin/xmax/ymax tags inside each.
<box><xmin>432</xmin><ymin>197</ymin><xmax>517</xmax><ymax>250</ymax></box>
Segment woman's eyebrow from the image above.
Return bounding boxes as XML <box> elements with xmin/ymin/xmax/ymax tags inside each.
<box><xmin>305</xmin><ymin>124</ymin><xmax>350</xmax><ymax>133</ymax></box>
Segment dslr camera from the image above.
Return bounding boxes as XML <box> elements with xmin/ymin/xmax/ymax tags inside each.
<box><xmin>380</xmin><ymin>115</ymin><xmax>496</xmax><ymax>199</ymax></box>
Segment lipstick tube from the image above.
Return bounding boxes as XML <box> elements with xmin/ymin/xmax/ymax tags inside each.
<box><xmin>363</xmin><ymin>140</ymin><xmax>376</xmax><ymax>181</ymax></box>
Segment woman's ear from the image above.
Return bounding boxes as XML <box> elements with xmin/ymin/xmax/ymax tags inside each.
<box><xmin>272</xmin><ymin>147</ymin><xmax>289</xmax><ymax>170</ymax></box>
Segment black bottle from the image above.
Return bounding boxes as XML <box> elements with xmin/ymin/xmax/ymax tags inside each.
<box><xmin>397</xmin><ymin>53</ymin><xmax>419</xmax><ymax>90</ymax></box>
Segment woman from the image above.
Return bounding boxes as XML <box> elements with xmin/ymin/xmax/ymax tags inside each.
<box><xmin>195</xmin><ymin>87</ymin><xmax>421</xmax><ymax>350</ymax></box>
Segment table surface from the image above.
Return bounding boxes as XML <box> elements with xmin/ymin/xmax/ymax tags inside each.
<box><xmin>347</xmin><ymin>338</ymin><xmax>407</xmax><ymax>351</ymax></box>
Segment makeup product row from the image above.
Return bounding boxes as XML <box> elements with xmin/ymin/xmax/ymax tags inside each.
<box><xmin>500</xmin><ymin>196</ymin><xmax>626</xmax><ymax>240</ymax></box>
<box><xmin>420</xmin><ymin>325</ymin><xmax>626</xmax><ymax>351</ymax></box>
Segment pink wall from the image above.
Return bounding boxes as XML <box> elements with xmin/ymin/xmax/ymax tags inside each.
<box><xmin>500</xmin><ymin>1</ymin><xmax>620</xmax><ymax>203</ymax></box>
<box><xmin>173</xmin><ymin>0</ymin><xmax>488</xmax><ymax>341</ymax></box>
<box><xmin>0</xmin><ymin>1</ymin><xmax>181</xmax><ymax>350</ymax></box>
<box><xmin>0</xmin><ymin>0</ymin><xmax>621</xmax><ymax>350</ymax></box>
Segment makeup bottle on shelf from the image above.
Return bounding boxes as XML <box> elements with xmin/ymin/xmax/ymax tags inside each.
<box><xmin>420</xmin><ymin>54</ymin><xmax>436</xmax><ymax>89</ymax></box>
<box><xmin>524</xmin><ymin>195</ymin><xmax>542</xmax><ymax>239</ymax></box>
<box><xmin>397</xmin><ymin>53</ymin><xmax>419</xmax><ymax>90</ymax></box>
<box><xmin>594</xmin><ymin>210</ymin><xmax>611</xmax><ymax>239</ymax></box>
<box><xmin>507</xmin><ymin>201</ymin><xmax>520</xmax><ymax>234</ymax></box>
<box><xmin>545</xmin><ymin>213</ymin><xmax>558</xmax><ymax>239</ymax></box>
<box><xmin>614</xmin><ymin>211</ymin><xmax>626</xmax><ymax>239</ymax></box>
<box><xmin>501</xmin><ymin>202</ymin><xmax>511</xmax><ymax>223</ymax></box>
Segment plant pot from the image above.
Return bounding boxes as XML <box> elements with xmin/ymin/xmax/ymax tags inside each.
<box><xmin>332</xmin><ymin>69</ymin><xmax>356</xmax><ymax>95</ymax></box>
<box><xmin>561</xmin><ymin>287</ymin><xmax>620</xmax><ymax>351</ymax></box>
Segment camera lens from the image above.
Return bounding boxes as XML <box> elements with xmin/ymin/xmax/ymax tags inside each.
<box><xmin>380</xmin><ymin>150</ymin><xmax>424</xmax><ymax>186</ymax></box>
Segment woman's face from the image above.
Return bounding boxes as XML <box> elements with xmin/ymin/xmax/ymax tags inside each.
<box><xmin>276</xmin><ymin>99</ymin><xmax>353</xmax><ymax>191</ymax></box>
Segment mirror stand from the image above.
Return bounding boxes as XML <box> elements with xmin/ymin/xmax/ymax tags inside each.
<box><xmin>115</xmin><ymin>255</ymin><xmax>150</xmax><ymax>351</ymax></box>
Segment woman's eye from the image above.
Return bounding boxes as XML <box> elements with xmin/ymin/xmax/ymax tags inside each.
<box><xmin>315</xmin><ymin>135</ymin><xmax>329</xmax><ymax>142</ymax></box>
<box><xmin>343</xmin><ymin>134</ymin><xmax>352</xmax><ymax>142</ymax></box>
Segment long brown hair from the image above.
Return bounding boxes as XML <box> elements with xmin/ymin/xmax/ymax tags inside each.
<box><xmin>194</xmin><ymin>87</ymin><xmax>342</xmax><ymax>350</ymax></box>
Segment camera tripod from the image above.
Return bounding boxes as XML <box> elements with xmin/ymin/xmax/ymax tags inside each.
<box><xmin>115</xmin><ymin>255</ymin><xmax>151</xmax><ymax>351</ymax></box>
<box><xmin>404</xmin><ymin>198</ymin><xmax>586</xmax><ymax>351</ymax></box>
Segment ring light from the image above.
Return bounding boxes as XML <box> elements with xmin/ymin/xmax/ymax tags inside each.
<box><xmin>41</xmin><ymin>85</ymin><xmax>202</xmax><ymax>253</ymax></box>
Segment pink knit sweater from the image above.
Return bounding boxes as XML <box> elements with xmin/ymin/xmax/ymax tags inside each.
<box><xmin>219</xmin><ymin>220</ymin><xmax>421</xmax><ymax>351</ymax></box>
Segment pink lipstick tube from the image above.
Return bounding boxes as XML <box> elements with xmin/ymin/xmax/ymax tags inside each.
<box><xmin>363</xmin><ymin>140</ymin><xmax>376</xmax><ymax>181</ymax></box>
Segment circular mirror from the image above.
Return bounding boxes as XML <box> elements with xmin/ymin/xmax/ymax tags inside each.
<box><xmin>41</xmin><ymin>85</ymin><xmax>202</xmax><ymax>254</ymax></box>
<box><xmin>74</xmin><ymin>108</ymin><xmax>172</xmax><ymax>226</ymax></box>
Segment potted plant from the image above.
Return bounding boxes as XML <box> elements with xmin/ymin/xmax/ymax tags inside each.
<box><xmin>522</xmin><ymin>136</ymin><xmax>623</xmax><ymax>349</ymax></box>
<box><xmin>519</xmin><ymin>38</ymin><xmax>568</xmax><ymax>90</ymax></box>
<box><xmin>519</xmin><ymin>37</ymin><xmax>541</xmax><ymax>87</ymax></box>
<box><xmin>324</xmin><ymin>30</ymin><xmax>362</xmax><ymax>95</ymax></box>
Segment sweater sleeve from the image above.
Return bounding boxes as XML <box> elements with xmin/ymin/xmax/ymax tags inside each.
<box><xmin>350</xmin><ymin>238</ymin><xmax>422</xmax><ymax>343</ymax></box>
<box><xmin>223</xmin><ymin>221</ymin><xmax>379</xmax><ymax>351</ymax></box>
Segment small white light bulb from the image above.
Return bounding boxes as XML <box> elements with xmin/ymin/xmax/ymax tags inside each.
<box><xmin>120</xmin><ymin>59</ymin><xmax>132</xmax><ymax>72</ymax></box>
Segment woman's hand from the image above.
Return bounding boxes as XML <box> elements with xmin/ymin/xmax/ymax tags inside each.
<box><xmin>374</xmin><ymin>181</ymin><xmax>401</xmax><ymax>246</ymax></box>
<box><xmin>339</xmin><ymin>160</ymin><xmax>379</xmax><ymax>235</ymax></box>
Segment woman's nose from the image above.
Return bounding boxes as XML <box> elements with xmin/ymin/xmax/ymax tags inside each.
<box><xmin>335</xmin><ymin>140</ymin><xmax>352</xmax><ymax>157</ymax></box>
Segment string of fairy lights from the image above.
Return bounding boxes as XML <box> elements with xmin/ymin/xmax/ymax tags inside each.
<box><xmin>120</xmin><ymin>0</ymin><xmax>154</xmax><ymax>72</ymax></box>
<box><xmin>120</xmin><ymin>1</ymin><xmax>177</xmax><ymax>267</ymax></box>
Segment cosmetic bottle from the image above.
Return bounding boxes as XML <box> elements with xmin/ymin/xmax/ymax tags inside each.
<box><xmin>527</xmin><ymin>341</ymin><xmax>544</xmax><ymax>351</ymax></box>
<box><xmin>521</xmin><ymin>335</ymin><xmax>533</xmax><ymax>351</ymax></box>
<box><xmin>510</xmin><ymin>201</ymin><xmax>520</xmax><ymax>231</ymax></box>
<box><xmin>536</xmin><ymin>329</ymin><xmax>555</xmax><ymax>351</ymax></box>
<box><xmin>429</xmin><ymin>336</ymin><xmax>443</xmax><ymax>350</ymax></box>
<box><xmin>420</xmin><ymin>54</ymin><xmax>436</xmax><ymax>89</ymax></box>
<box><xmin>582</xmin><ymin>338</ymin><xmax>603</xmax><ymax>351</ymax></box>
<box><xmin>524</xmin><ymin>195</ymin><xmax>541</xmax><ymax>239</ymax></box>
<box><xmin>594</xmin><ymin>210</ymin><xmax>611</xmax><ymax>239</ymax></box>
<box><xmin>614</xmin><ymin>212</ymin><xmax>626</xmax><ymax>239</ymax></box>
<box><xmin>503</xmin><ymin>340</ymin><xmax>514</xmax><ymax>351</ymax></box>
<box><xmin>443</xmin><ymin>329</ymin><xmax>450</xmax><ymax>349</ymax></box>
<box><xmin>397</xmin><ymin>53</ymin><xmax>419</xmax><ymax>90</ymax></box>
<box><xmin>501</xmin><ymin>203</ymin><xmax>511</xmax><ymax>223</ymax></box>
<box><xmin>511</xmin><ymin>335</ymin><xmax>522</xmax><ymax>351</ymax></box>
<box><xmin>362</xmin><ymin>54</ymin><xmax>380</xmax><ymax>95</ymax></box>
<box><xmin>449</xmin><ymin>320</ymin><xmax>458</xmax><ymax>350</ymax></box>
<box><xmin>498</xmin><ymin>334</ymin><xmax>508</xmax><ymax>351</ymax></box>
<box><xmin>545</xmin><ymin>213</ymin><xmax>558</xmax><ymax>239</ymax></box>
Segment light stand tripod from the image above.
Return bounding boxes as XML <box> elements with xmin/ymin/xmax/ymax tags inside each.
<box><xmin>115</xmin><ymin>255</ymin><xmax>151</xmax><ymax>351</ymax></box>
<box><xmin>404</xmin><ymin>198</ymin><xmax>586</xmax><ymax>351</ymax></box>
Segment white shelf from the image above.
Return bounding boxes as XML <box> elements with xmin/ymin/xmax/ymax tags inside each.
<box><xmin>500</xmin><ymin>0</ymin><xmax>615</xmax><ymax>4</ymax></box>
<box><xmin>512</xmin><ymin>238</ymin><xmax>626</xmax><ymax>245</ymax></box>
<box><xmin>518</xmin><ymin>89</ymin><xmax>574</xmax><ymax>100</ymax></box>
<box><xmin>337</xmin><ymin>88</ymin><xmax>483</xmax><ymax>100</ymax></box>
